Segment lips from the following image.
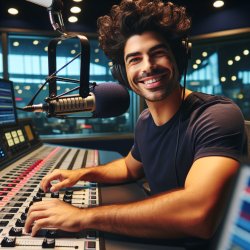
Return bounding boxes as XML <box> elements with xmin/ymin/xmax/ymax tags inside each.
<box><xmin>138</xmin><ymin>72</ymin><xmax>168</xmax><ymax>89</ymax></box>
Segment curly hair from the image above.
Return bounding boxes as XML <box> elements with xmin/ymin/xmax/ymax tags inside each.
<box><xmin>97</xmin><ymin>0</ymin><xmax>191</xmax><ymax>67</ymax></box>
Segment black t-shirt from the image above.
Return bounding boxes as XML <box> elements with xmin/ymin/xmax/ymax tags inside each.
<box><xmin>131</xmin><ymin>92</ymin><xmax>248</xmax><ymax>195</ymax></box>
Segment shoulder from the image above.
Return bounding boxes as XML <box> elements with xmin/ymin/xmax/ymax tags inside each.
<box><xmin>186</xmin><ymin>92</ymin><xmax>245</xmax><ymax>130</ymax></box>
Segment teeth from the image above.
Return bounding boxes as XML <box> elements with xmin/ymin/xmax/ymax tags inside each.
<box><xmin>144</xmin><ymin>77</ymin><xmax>161</xmax><ymax>85</ymax></box>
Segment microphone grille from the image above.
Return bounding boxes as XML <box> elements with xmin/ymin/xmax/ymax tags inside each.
<box><xmin>91</xmin><ymin>83</ymin><xmax>130</xmax><ymax>118</ymax></box>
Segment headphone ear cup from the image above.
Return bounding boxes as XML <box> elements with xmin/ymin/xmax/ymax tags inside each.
<box><xmin>111</xmin><ymin>64</ymin><xmax>131</xmax><ymax>89</ymax></box>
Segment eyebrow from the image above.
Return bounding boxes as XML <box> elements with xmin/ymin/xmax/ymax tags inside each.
<box><xmin>125</xmin><ymin>43</ymin><xmax>169</xmax><ymax>63</ymax></box>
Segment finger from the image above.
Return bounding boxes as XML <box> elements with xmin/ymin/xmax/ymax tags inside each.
<box><xmin>27</xmin><ymin>201</ymin><xmax>49</xmax><ymax>216</ymax></box>
<box><xmin>41</xmin><ymin>170</ymin><xmax>62</xmax><ymax>192</ymax></box>
<box><xmin>24</xmin><ymin>209</ymin><xmax>48</xmax><ymax>234</ymax></box>
<box><xmin>30</xmin><ymin>218</ymin><xmax>53</xmax><ymax>237</ymax></box>
<box><xmin>50</xmin><ymin>179</ymin><xmax>71</xmax><ymax>192</ymax></box>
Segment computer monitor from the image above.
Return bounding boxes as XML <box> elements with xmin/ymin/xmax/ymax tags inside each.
<box><xmin>216</xmin><ymin>164</ymin><xmax>250</xmax><ymax>249</ymax></box>
<box><xmin>0</xmin><ymin>78</ymin><xmax>17</xmax><ymax>126</ymax></box>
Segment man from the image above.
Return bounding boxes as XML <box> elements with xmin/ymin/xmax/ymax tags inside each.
<box><xmin>25</xmin><ymin>0</ymin><xmax>247</xmax><ymax>248</ymax></box>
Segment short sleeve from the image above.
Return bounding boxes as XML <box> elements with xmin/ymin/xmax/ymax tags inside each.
<box><xmin>193</xmin><ymin>102</ymin><xmax>246</xmax><ymax>161</ymax></box>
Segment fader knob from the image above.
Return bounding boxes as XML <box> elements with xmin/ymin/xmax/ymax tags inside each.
<box><xmin>33</xmin><ymin>196</ymin><xmax>42</xmax><ymax>202</ymax></box>
<box><xmin>1</xmin><ymin>237</ymin><xmax>16</xmax><ymax>247</ymax></box>
<box><xmin>51</xmin><ymin>192</ymin><xmax>59</xmax><ymax>198</ymax></box>
<box><xmin>9</xmin><ymin>227</ymin><xmax>22</xmax><ymax>236</ymax></box>
<box><xmin>20</xmin><ymin>213</ymin><xmax>27</xmax><ymax>220</ymax></box>
<box><xmin>42</xmin><ymin>238</ymin><xmax>55</xmax><ymax>248</ymax></box>
<box><xmin>15</xmin><ymin>219</ymin><xmax>25</xmax><ymax>227</ymax></box>
<box><xmin>63</xmin><ymin>197</ymin><xmax>72</xmax><ymax>204</ymax></box>
<box><xmin>65</xmin><ymin>190</ymin><xmax>73</xmax><ymax>195</ymax></box>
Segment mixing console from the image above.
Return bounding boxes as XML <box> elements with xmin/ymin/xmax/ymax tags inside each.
<box><xmin>0</xmin><ymin>143</ymin><xmax>102</xmax><ymax>249</ymax></box>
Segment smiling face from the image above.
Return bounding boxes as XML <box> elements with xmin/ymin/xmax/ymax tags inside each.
<box><xmin>124</xmin><ymin>31</ymin><xmax>180</xmax><ymax>102</ymax></box>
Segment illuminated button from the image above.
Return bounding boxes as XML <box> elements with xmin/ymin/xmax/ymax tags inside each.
<box><xmin>0</xmin><ymin>188</ymin><xmax>11</xmax><ymax>191</ymax></box>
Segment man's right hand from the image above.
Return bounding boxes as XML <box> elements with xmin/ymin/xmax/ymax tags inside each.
<box><xmin>40</xmin><ymin>169</ymin><xmax>84</xmax><ymax>192</ymax></box>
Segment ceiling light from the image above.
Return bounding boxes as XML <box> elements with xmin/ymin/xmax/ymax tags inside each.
<box><xmin>202</xmin><ymin>52</ymin><xmax>208</xmax><ymax>57</ymax></box>
<box><xmin>227</xmin><ymin>60</ymin><xmax>233</xmax><ymax>65</ymax></box>
<box><xmin>243</xmin><ymin>49</ymin><xmax>249</xmax><ymax>55</ymax></box>
<box><xmin>8</xmin><ymin>8</ymin><xmax>19</xmax><ymax>15</ymax></box>
<box><xmin>235</xmin><ymin>55</ymin><xmax>241</xmax><ymax>61</ymax></box>
<box><xmin>13</xmin><ymin>41</ymin><xmax>19</xmax><ymax>47</ymax></box>
<box><xmin>220</xmin><ymin>77</ymin><xmax>226</xmax><ymax>82</ymax></box>
<box><xmin>213</xmin><ymin>0</ymin><xmax>224</xmax><ymax>8</ymax></box>
<box><xmin>237</xmin><ymin>93</ymin><xmax>244</xmax><ymax>100</ymax></box>
<box><xmin>73</xmin><ymin>0</ymin><xmax>83</xmax><ymax>2</ymax></box>
<box><xmin>68</xmin><ymin>16</ymin><xmax>78</xmax><ymax>23</ymax></box>
<box><xmin>33</xmin><ymin>40</ymin><xmax>39</xmax><ymax>45</ymax></box>
<box><xmin>196</xmin><ymin>59</ymin><xmax>201</xmax><ymax>64</ymax></box>
<box><xmin>231</xmin><ymin>76</ymin><xmax>237</xmax><ymax>81</ymax></box>
<box><xmin>70</xmin><ymin>6</ymin><xmax>81</xmax><ymax>14</ymax></box>
<box><xmin>193</xmin><ymin>64</ymin><xmax>198</xmax><ymax>69</ymax></box>
<box><xmin>24</xmin><ymin>86</ymin><xmax>31</xmax><ymax>90</ymax></box>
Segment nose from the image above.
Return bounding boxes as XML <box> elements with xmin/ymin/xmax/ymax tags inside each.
<box><xmin>141</xmin><ymin>55</ymin><xmax>156</xmax><ymax>73</ymax></box>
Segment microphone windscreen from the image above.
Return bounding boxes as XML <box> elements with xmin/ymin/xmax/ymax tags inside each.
<box><xmin>26</xmin><ymin>0</ymin><xmax>53</xmax><ymax>8</ymax></box>
<box><xmin>91</xmin><ymin>83</ymin><xmax>130</xmax><ymax>118</ymax></box>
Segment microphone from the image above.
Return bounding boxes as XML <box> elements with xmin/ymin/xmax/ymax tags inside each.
<box><xmin>25</xmin><ymin>0</ymin><xmax>54</xmax><ymax>8</ymax></box>
<box><xmin>23</xmin><ymin>83</ymin><xmax>130</xmax><ymax>118</ymax></box>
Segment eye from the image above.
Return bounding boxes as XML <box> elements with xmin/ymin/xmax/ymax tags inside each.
<box><xmin>152</xmin><ymin>49</ymin><xmax>169</xmax><ymax>58</ymax></box>
<box><xmin>128</xmin><ymin>57</ymin><xmax>141</xmax><ymax>65</ymax></box>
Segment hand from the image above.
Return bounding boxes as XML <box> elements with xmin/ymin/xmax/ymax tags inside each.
<box><xmin>24</xmin><ymin>199</ymin><xmax>86</xmax><ymax>236</ymax></box>
<box><xmin>41</xmin><ymin>169</ymin><xmax>84</xmax><ymax>192</ymax></box>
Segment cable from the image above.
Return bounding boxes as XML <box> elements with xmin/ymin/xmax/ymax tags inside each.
<box><xmin>173</xmin><ymin>41</ymin><xmax>189</xmax><ymax>187</ymax></box>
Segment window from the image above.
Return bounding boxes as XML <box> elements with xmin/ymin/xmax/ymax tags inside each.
<box><xmin>186</xmin><ymin>35</ymin><xmax>250</xmax><ymax>120</ymax></box>
<box><xmin>8</xmin><ymin>34</ymin><xmax>137</xmax><ymax>136</ymax></box>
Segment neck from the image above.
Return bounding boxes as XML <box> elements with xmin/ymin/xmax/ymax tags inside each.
<box><xmin>146</xmin><ymin>87</ymin><xmax>191</xmax><ymax>126</ymax></box>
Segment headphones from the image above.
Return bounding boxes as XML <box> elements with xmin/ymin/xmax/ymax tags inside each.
<box><xmin>111</xmin><ymin>37</ymin><xmax>192</xmax><ymax>89</ymax></box>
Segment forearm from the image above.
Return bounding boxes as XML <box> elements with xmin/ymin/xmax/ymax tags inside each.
<box><xmin>82</xmin><ymin>189</ymin><xmax>214</xmax><ymax>239</ymax></box>
<box><xmin>81</xmin><ymin>158</ymin><xmax>140</xmax><ymax>184</ymax></box>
